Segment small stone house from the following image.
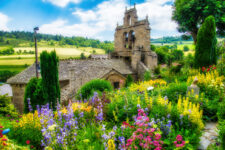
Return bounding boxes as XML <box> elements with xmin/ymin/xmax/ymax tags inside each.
<box><xmin>7</xmin><ymin>6</ymin><xmax>157</xmax><ymax>113</ymax></box>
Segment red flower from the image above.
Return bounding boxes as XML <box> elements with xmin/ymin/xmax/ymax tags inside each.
<box><xmin>3</xmin><ymin>142</ymin><xmax>7</xmax><ymax>146</ymax></box>
<box><xmin>209</xmin><ymin>65</ymin><xmax>212</xmax><ymax>68</ymax></box>
<box><xmin>122</xmin><ymin>122</ymin><xmax>129</xmax><ymax>126</ymax></box>
<box><xmin>213</xmin><ymin>67</ymin><xmax>216</xmax><ymax>70</ymax></box>
<box><xmin>1</xmin><ymin>138</ymin><xmax>7</xmax><ymax>141</ymax></box>
<box><xmin>207</xmin><ymin>68</ymin><xmax>210</xmax><ymax>72</ymax></box>
<box><xmin>0</xmin><ymin>126</ymin><xmax>3</xmax><ymax>129</ymax></box>
<box><xmin>30</xmin><ymin>145</ymin><xmax>34</xmax><ymax>149</ymax></box>
<box><xmin>26</xmin><ymin>140</ymin><xmax>30</xmax><ymax>145</ymax></box>
<box><xmin>202</xmin><ymin>67</ymin><xmax>206</xmax><ymax>72</ymax></box>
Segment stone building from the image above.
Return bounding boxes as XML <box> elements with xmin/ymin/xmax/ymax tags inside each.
<box><xmin>7</xmin><ymin>6</ymin><xmax>157</xmax><ymax>113</ymax></box>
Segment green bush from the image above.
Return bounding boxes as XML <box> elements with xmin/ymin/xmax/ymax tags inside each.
<box><xmin>144</xmin><ymin>70</ymin><xmax>151</xmax><ymax>81</ymax></box>
<box><xmin>162</xmin><ymin>82</ymin><xmax>187</xmax><ymax>103</ymax></box>
<box><xmin>0</xmin><ymin>71</ymin><xmax>18</xmax><ymax>82</ymax></box>
<box><xmin>218</xmin><ymin>120</ymin><xmax>225</xmax><ymax>149</ymax></box>
<box><xmin>125</xmin><ymin>75</ymin><xmax>133</xmax><ymax>87</ymax></box>
<box><xmin>0</xmin><ymin>95</ymin><xmax>18</xmax><ymax>118</ymax></box>
<box><xmin>218</xmin><ymin>99</ymin><xmax>225</xmax><ymax>121</ymax></box>
<box><xmin>24</xmin><ymin>78</ymin><xmax>45</xmax><ymax>113</ymax></box>
<box><xmin>183</xmin><ymin>46</ymin><xmax>189</xmax><ymax>51</ymax></box>
<box><xmin>76</xmin><ymin>79</ymin><xmax>113</xmax><ymax>100</ymax></box>
<box><xmin>154</xmin><ymin>65</ymin><xmax>161</xmax><ymax>75</ymax></box>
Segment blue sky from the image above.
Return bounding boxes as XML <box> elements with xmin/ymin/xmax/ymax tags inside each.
<box><xmin>0</xmin><ymin>0</ymin><xmax>180</xmax><ymax>41</ymax></box>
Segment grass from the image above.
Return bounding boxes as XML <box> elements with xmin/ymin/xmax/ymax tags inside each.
<box><xmin>0</xmin><ymin>46</ymin><xmax>105</xmax><ymax>72</ymax></box>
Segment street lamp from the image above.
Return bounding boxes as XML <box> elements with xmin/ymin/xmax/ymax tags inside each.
<box><xmin>34</xmin><ymin>27</ymin><xmax>39</xmax><ymax>78</ymax></box>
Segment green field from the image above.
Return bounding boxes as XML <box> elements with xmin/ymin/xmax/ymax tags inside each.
<box><xmin>0</xmin><ymin>46</ymin><xmax>105</xmax><ymax>72</ymax></box>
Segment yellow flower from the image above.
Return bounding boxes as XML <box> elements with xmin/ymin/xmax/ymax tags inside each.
<box><xmin>108</xmin><ymin>139</ymin><xmax>115</xmax><ymax>150</ymax></box>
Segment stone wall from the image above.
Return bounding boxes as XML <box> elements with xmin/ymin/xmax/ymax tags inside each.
<box><xmin>137</xmin><ymin>61</ymin><xmax>149</xmax><ymax>81</ymax></box>
<box><xmin>102</xmin><ymin>70</ymin><xmax>126</xmax><ymax>88</ymax></box>
<box><xmin>11</xmin><ymin>84</ymin><xmax>26</xmax><ymax>113</ymax></box>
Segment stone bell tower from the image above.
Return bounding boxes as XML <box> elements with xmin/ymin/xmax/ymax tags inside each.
<box><xmin>114</xmin><ymin>4</ymin><xmax>157</xmax><ymax>72</ymax></box>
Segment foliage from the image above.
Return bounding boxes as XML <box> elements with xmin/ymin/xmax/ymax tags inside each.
<box><xmin>0</xmin><ymin>70</ymin><xmax>18</xmax><ymax>82</ymax></box>
<box><xmin>155</xmin><ymin>47</ymin><xmax>168</xmax><ymax>64</ymax></box>
<box><xmin>125</xmin><ymin>75</ymin><xmax>133</xmax><ymax>87</ymax></box>
<box><xmin>195</xmin><ymin>16</ymin><xmax>217</xmax><ymax>68</ymax></box>
<box><xmin>24</xmin><ymin>78</ymin><xmax>45</xmax><ymax>113</ymax></box>
<box><xmin>184</xmin><ymin>54</ymin><xmax>195</xmax><ymax>68</ymax></box>
<box><xmin>76</xmin><ymin>79</ymin><xmax>113</xmax><ymax>100</ymax></box>
<box><xmin>218</xmin><ymin>120</ymin><xmax>225</xmax><ymax>150</ymax></box>
<box><xmin>154</xmin><ymin>65</ymin><xmax>161</xmax><ymax>75</ymax></box>
<box><xmin>0</xmin><ymin>95</ymin><xmax>18</xmax><ymax>118</ymax></box>
<box><xmin>183</xmin><ymin>45</ymin><xmax>189</xmax><ymax>51</ymax></box>
<box><xmin>40</xmin><ymin>51</ymin><xmax>60</xmax><ymax>110</ymax></box>
<box><xmin>144</xmin><ymin>70</ymin><xmax>151</xmax><ymax>81</ymax></box>
<box><xmin>171</xmin><ymin>49</ymin><xmax>184</xmax><ymax>61</ymax></box>
<box><xmin>0</xmin><ymin>47</ymin><xmax>14</xmax><ymax>55</ymax></box>
<box><xmin>162</xmin><ymin>82</ymin><xmax>187</xmax><ymax>103</ymax></box>
<box><xmin>80</xmin><ymin>52</ymin><xmax>86</xmax><ymax>59</ymax></box>
<box><xmin>9</xmin><ymin>111</ymin><xmax>42</xmax><ymax>149</ymax></box>
<box><xmin>172</xmin><ymin>0</ymin><xmax>225</xmax><ymax>43</ymax></box>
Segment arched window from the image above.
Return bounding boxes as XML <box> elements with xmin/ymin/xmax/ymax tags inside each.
<box><xmin>128</xmin><ymin>31</ymin><xmax>135</xmax><ymax>49</ymax></box>
<box><xmin>123</xmin><ymin>32</ymin><xmax>129</xmax><ymax>48</ymax></box>
<box><xmin>127</xmin><ymin>15</ymin><xmax>131</xmax><ymax>26</ymax></box>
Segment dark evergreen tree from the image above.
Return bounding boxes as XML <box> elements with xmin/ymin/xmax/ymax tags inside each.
<box><xmin>40</xmin><ymin>51</ymin><xmax>60</xmax><ymax>110</ymax></box>
<box><xmin>195</xmin><ymin>16</ymin><xmax>217</xmax><ymax>68</ymax></box>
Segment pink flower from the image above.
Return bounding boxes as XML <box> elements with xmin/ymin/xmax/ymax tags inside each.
<box><xmin>176</xmin><ymin>135</ymin><xmax>183</xmax><ymax>141</ymax></box>
<box><xmin>155</xmin><ymin>133</ymin><xmax>161</xmax><ymax>140</ymax></box>
<box><xmin>154</xmin><ymin>147</ymin><xmax>162</xmax><ymax>150</ymax></box>
<box><xmin>137</xmin><ymin>128</ymin><xmax>143</xmax><ymax>132</ymax></box>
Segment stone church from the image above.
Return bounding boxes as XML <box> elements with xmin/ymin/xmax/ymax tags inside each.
<box><xmin>7</xmin><ymin>5</ymin><xmax>157</xmax><ymax>113</ymax></box>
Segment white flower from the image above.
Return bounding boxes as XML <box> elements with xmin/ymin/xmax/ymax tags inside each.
<box><xmin>147</xmin><ymin>86</ymin><xmax>154</xmax><ymax>91</ymax></box>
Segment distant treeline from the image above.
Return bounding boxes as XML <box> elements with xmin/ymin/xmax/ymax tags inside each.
<box><xmin>0</xmin><ymin>31</ymin><xmax>114</xmax><ymax>53</ymax></box>
<box><xmin>151</xmin><ymin>35</ymin><xmax>193</xmax><ymax>44</ymax></box>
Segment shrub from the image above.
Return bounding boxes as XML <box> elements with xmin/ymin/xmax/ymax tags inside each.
<box><xmin>125</xmin><ymin>75</ymin><xmax>133</xmax><ymax>87</ymax></box>
<box><xmin>144</xmin><ymin>70</ymin><xmax>151</xmax><ymax>81</ymax></box>
<box><xmin>0</xmin><ymin>71</ymin><xmax>18</xmax><ymax>82</ymax></box>
<box><xmin>162</xmin><ymin>82</ymin><xmax>187</xmax><ymax>103</ymax></box>
<box><xmin>0</xmin><ymin>95</ymin><xmax>18</xmax><ymax>118</ymax></box>
<box><xmin>154</xmin><ymin>65</ymin><xmax>161</xmax><ymax>75</ymax></box>
<box><xmin>183</xmin><ymin>45</ymin><xmax>189</xmax><ymax>51</ymax></box>
<box><xmin>170</xmin><ymin>63</ymin><xmax>184</xmax><ymax>74</ymax></box>
<box><xmin>24</xmin><ymin>78</ymin><xmax>45</xmax><ymax>113</ymax></box>
<box><xmin>9</xmin><ymin>111</ymin><xmax>42</xmax><ymax>149</ymax></box>
<box><xmin>218</xmin><ymin>120</ymin><xmax>225</xmax><ymax>149</ymax></box>
<box><xmin>76</xmin><ymin>79</ymin><xmax>113</xmax><ymax>100</ymax></box>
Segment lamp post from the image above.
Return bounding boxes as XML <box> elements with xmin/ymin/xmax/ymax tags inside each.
<box><xmin>34</xmin><ymin>27</ymin><xmax>39</xmax><ymax>78</ymax></box>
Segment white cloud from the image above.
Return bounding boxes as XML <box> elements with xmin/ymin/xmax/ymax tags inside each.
<box><xmin>43</xmin><ymin>0</ymin><xmax>81</xmax><ymax>7</ymax></box>
<box><xmin>0</xmin><ymin>12</ymin><xmax>10</xmax><ymax>31</ymax></box>
<box><xmin>40</xmin><ymin>0</ymin><xmax>179</xmax><ymax>40</ymax></box>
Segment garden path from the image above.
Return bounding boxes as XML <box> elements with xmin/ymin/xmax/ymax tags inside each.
<box><xmin>198</xmin><ymin>122</ymin><xmax>218</xmax><ymax>150</ymax></box>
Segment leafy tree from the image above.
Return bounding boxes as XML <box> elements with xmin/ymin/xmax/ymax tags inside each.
<box><xmin>183</xmin><ymin>46</ymin><xmax>189</xmax><ymax>51</ymax></box>
<box><xmin>125</xmin><ymin>75</ymin><xmax>134</xmax><ymax>87</ymax></box>
<box><xmin>172</xmin><ymin>0</ymin><xmax>225</xmax><ymax>44</ymax></box>
<box><xmin>40</xmin><ymin>51</ymin><xmax>60</xmax><ymax>110</ymax></box>
<box><xmin>171</xmin><ymin>49</ymin><xmax>184</xmax><ymax>61</ymax></box>
<box><xmin>195</xmin><ymin>16</ymin><xmax>217</xmax><ymax>68</ymax></box>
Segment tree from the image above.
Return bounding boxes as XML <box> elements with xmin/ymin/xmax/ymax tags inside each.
<box><xmin>40</xmin><ymin>51</ymin><xmax>60</xmax><ymax>110</ymax></box>
<box><xmin>172</xmin><ymin>0</ymin><xmax>225</xmax><ymax>44</ymax></box>
<box><xmin>195</xmin><ymin>16</ymin><xmax>217</xmax><ymax>68</ymax></box>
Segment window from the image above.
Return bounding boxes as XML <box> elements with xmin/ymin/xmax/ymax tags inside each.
<box><xmin>127</xmin><ymin>15</ymin><xmax>131</xmax><ymax>25</ymax></box>
<box><xmin>113</xmin><ymin>82</ymin><xmax>120</xmax><ymax>89</ymax></box>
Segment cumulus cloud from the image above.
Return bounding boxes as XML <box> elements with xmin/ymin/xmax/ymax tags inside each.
<box><xmin>0</xmin><ymin>12</ymin><xmax>10</xmax><ymax>31</ymax></box>
<box><xmin>40</xmin><ymin>0</ymin><xmax>179</xmax><ymax>40</ymax></box>
<box><xmin>43</xmin><ymin>0</ymin><xmax>81</xmax><ymax>7</ymax></box>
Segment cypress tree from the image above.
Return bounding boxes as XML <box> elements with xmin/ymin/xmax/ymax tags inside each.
<box><xmin>40</xmin><ymin>51</ymin><xmax>60</xmax><ymax>110</ymax></box>
<box><xmin>195</xmin><ymin>16</ymin><xmax>217</xmax><ymax>68</ymax></box>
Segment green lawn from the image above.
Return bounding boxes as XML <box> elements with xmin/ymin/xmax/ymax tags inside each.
<box><xmin>0</xmin><ymin>46</ymin><xmax>105</xmax><ymax>72</ymax></box>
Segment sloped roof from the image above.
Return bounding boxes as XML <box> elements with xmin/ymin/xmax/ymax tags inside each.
<box><xmin>7</xmin><ymin>61</ymin><xmax>70</xmax><ymax>84</ymax></box>
<box><xmin>7</xmin><ymin>59</ymin><xmax>133</xmax><ymax>84</ymax></box>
